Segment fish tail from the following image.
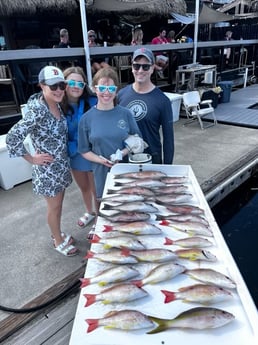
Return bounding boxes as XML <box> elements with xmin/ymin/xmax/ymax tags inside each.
<box><xmin>79</xmin><ymin>277</ymin><xmax>90</xmax><ymax>288</ymax></box>
<box><xmin>159</xmin><ymin>220</ymin><xmax>170</xmax><ymax>226</ymax></box>
<box><xmin>103</xmin><ymin>225</ymin><xmax>113</xmax><ymax>232</ymax></box>
<box><xmin>161</xmin><ymin>290</ymin><xmax>177</xmax><ymax>303</ymax></box>
<box><xmin>106</xmin><ymin>189</ymin><xmax>117</xmax><ymax>194</ymax></box>
<box><xmin>114</xmin><ymin>181</ymin><xmax>123</xmax><ymax>186</ymax></box>
<box><xmin>164</xmin><ymin>237</ymin><xmax>174</xmax><ymax>245</ymax></box>
<box><xmin>83</xmin><ymin>293</ymin><xmax>97</xmax><ymax>307</ymax></box>
<box><xmin>85</xmin><ymin>318</ymin><xmax>99</xmax><ymax>333</ymax></box>
<box><xmin>90</xmin><ymin>234</ymin><xmax>101</xmax><ymax>243</ymax></box>
<box><xmin>83</xmin><ymin>250</ymin><xmax>95</xmax><ymax>259</ymax></box>
<box><xmin>155</xmin><ymin>214</ymin><xmax>164</xmax><ymax>220</ymax></box>
<box><xmin>132</xmin><ymin>279</ymin><xmax>143</xmax><ymax>288</ymax></box>
<box><xmin>102</xmin><ymin>204</ymin><xmax>113</xmax><ymax>210</ymax></box>
<box><xmin>146</xmin><ymin>316</ymin><xmax>170</xmax><ymax>334</ymax></box>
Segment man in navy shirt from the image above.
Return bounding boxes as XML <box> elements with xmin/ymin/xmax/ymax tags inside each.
<box><xmin>117</xmin><ymin>47</ymin><xmax>174</xmax><ymax>164</ymax></box>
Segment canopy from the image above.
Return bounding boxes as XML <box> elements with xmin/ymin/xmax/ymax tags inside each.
<box><xmin>171</xmin><ymin>3</ymin><xmax>235</xmax><ymax>25</ymax></box>
<box><xmin>86</xmin><ymin>0</ymin><xmax>187</xmax><ymax>16</ymax></box>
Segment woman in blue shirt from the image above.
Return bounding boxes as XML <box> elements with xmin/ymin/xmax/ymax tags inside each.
<box><xmin>62</xmin><ymin>66</ymin><xmax>98</xmax><ymax>229</ymax></box>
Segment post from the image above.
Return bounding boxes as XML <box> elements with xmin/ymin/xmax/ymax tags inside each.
<box><xmin>193</xmin><ymin>0</ymin><xmax>200</xmax><ymax>64</ymax></box>
<box><xmin>79</xmin><ymin>0</ymin><xmax>92</xmax><ymax>87</ymax></box>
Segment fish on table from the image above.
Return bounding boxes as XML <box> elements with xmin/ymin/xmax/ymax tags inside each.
<box><xmin>103</xmin><ymin>221</ymin><xmax>163</xmax><ymax>235</ymax></box>
<box><xmin>175</xmin><ymin>248</ymin><xmax>217</xmax><ymax>262</ymax></box>
<box><xmin>86</xmin><ymin>309</ymin><xmax>155</xmax><ymax>333</ymax></box>
<box><xmin>107</xmin><ymin>186</ymin><xmax>156</xmax><ymax>197</ymax></box>
<box><xmin>90</xmin><ymin>234</ymin><xmax>146</xmax><ymax>250</ymax></box>
<box><xmin>154</xmin><ymin>193</ymin><xmax>193</xmax><ymax>205</ymax></box>
<box><xmin>147</xmin><ymin>307</ymin><xmax>235</xmax><ymax>333</ymax></box>
<box><xmin>101</xmin><ymin>201</ymin><xmax>159</xmax><ymax>213</ymax></box>
<box><xmin>153</xmin><ymin>184</ymin><xmax>189</xmax><ymax>194</ymax></box>
<box><xmin>83</xmin><ymin>283</ymin><xmax>148</xmax><ymax>307</ymax></box>
<box><xmin>100</xmin><ymin>211</ymin><xmax>151</xmax><ymax>223</ymax></box>
<box><xmin>114</xmin><ymin>178</ymin><xmax>167</xmax><ymax>188</ymax></box>
<box><xmin>185</xmin><ymin>268</ymin><xmax>236</xmax><ymax>289</ymax></box>
<box><xmin>80</xmin><ymin>266</ymin><xmax>140</xmax><ymax>288</ymax></box>
<box><xmin>160</xmin><ymin>176</ymin><xmax>189</xmax><ymax>184</ymax></box>
<box><xmin>84</xmin><ymin>250</ymin><xmax>139</xmax><ymax>264</ymax></box>
<box><xmin>100</xmin><ymin>194</ymin><xmax>145</xmax><ymax>203</ymax></box>
<box><xmin>156</xmin><ymin>213</ymin><xmax>209</xmax><ymax>226</ymax></box>
<box><xmin>165</xmin><ymin>204</ymin><xmax>205</xmax><ymax>215</ymax></box>
<box><xmin>122</xmin><ymin>248</ymin><xmax>177</xmax><ymax>263</ymax></box>
<box><xmin>132</xmin><ymin>262</ymin><xmax>186</xmax><ymax>287</ymax></box>
<box><xmin>161</xmin><ymin>283</ymin><xmax>233</xmax><ymax>304</ymax></box>
<box><xmin>113</xmin><ymin>170</ymin><xmax>167</xmax><ymax>180</ymax></box>
<box><xmin>160</xmin><ymin>219</ymin><xmax>213</xmax><ymax>237</ymax></box>
<box><xmin>164</xmin><ymin>236</ymin><xmax>213</xmax><ymax>248</ymax></box>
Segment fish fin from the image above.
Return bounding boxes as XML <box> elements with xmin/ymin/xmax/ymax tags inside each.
<box><xmin>102</xmin><ymin>300</ymin><xmax>111</xmax><ymax>305</ymax></box>
<box><xmin>90</xmin><ymin>234</ymin><xmax>101</xmax><ymax>243</ymax></box>
<box><xmin>79</xmin><ymin>277</ymin><xmax>90</xmax><ymax>288</ymax></box>
<box><xmin>85</xmin><ymin>318</ymin><xmax>98</xmax><ymax>333</ymax></box>
<box><xmin>131</xmin><ymin>280</ymin><xmax>143</xmax><ymax>288</ymax></box>
<box><xmin>103</xmin><ymin>244</ymin><xmax>112</xmax><ymax>249</ymax></box>
<box><xmin>83</xmin><ymin>250</ymin><xmax>95</xmax><ymax>259</ymax></box>
<box><xmin>103</xmin><ymin>225</ymin><xmax>113</xmax><ymax>232</ymax></box>
<box><xmin>159</xmin><ymin>220</ymin><xmax>169</xmax><ymax>226</ymax></box>
<box><xmin>164</xmin><ymin>237</ymin><xmax>173</xmax><ymax>245</ymax></box>
<box><xmin>146</xmin><ymin>316</ymin><xmax>169</xmax><ymax>334</ymax></box>
<box><xmin>161</xmin><ymin>290</ymin><xmax>176</xmax><ymax>303</ymax></box>
<box><xmin>98</xmin><ymin>281</ymin><xmax>107</xmax><ymax>287</ymax></box>
<box><xmin>83</xmin><ymin>294</ymin><xmax>96</xmax><ymax>307</ymax></box>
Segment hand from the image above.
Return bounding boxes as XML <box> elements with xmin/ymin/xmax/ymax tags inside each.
<box><xmin>32</xmin><ymin>151</ymin><xmax>53</xmax><ymax>165</ymax></box>
<box><xmin>124</xmin><ymin>134</ymin><xmax>148</xmax><ymax>154</ymax></box>
<box><xmin>110</xmin><ymin>149</ymin><xmax>123</xmax><ymax>163</ymax></box>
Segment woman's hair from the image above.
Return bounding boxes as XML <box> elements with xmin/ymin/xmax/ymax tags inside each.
<box><xmin>62</xmin><ymin>66</ymin><xmax>95</xmax><ymax>115</ymax></box>
<box><xmin>92</xmin><ymin>67</ymin><xmax>119</xmax><ymax>88</ymax></box>
<box><xmin>132</xmin><ymin>28</ymin><xmax>143</xmax><ymax>45</ymax></box>
<box><xmin>92</xmin><ymin>68</ymin><xmax>119</xmax><ymax>105</ymax></box>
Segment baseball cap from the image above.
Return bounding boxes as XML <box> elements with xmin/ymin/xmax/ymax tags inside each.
<box><xmin>38</xmin><ymin>66</ymin><xmax>65</xmax><ymax>85</ymax></box>
<box><xmin>132</xmin><ymin>48</ymin><xmax>155</xmax><ymax>64</ymax></box>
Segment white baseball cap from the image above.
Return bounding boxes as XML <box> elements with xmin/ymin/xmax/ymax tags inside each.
<box><xmin>38</xmin><ymin>66</ymin><xmax>65</xmax><ymax>85</ymax></box>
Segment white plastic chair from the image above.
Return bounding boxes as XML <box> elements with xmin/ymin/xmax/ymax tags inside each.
<box><xmin>182</xmin><ymin>91</ymin><xmax>217</xmax><ymax>130</ymax></box>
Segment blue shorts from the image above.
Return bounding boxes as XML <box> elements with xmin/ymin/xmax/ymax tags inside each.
<box><xmin>70</xmin><ymin>153</ymin><xmax>92</xmax><ymax>172</ymax></box>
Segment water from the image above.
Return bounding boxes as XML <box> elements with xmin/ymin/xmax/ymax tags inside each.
<box><xmin>212</xmin><ymin>172</ymin><xmax>258</xmax><ymax>308</ymax></box>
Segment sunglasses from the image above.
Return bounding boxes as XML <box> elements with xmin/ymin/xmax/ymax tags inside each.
<box><xmin>95</xmin><ymin>85</ymin><xmax>117</xmax><ymax>93</ymax></box>
<box><xmin>47</xmin><ymin>82</ymin><xmax>66</xmax><ymax>91</ymax></box>
<box><xmin>66</xmin><ymin>80</ymin><xmax>85</xmax><ymax>89</ymax></box>
<box><xmin>88</xmin><ymin>35</ymin><xmax>95</xmax><ymax>38</ymax></box>
<box><xmin>132</xmin><ymin>63</ymin><xmax>152</xmax><ymax>71</ymax></box>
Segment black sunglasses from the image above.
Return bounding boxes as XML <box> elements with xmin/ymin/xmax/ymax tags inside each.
<box><xmin>47</xmin><ymin>82</ymin><xmax>66</xmax><ymax>91</ymax></box>
<box><xmin>132</xmin><ymin>63</ymin><xmax>152</xmax><ymax>71</ymax></box>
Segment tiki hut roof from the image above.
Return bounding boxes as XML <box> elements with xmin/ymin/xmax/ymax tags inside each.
<box><xmin>0</xmin><ymin>0</ymin><xmax>187</xmax><ymax>17</ymax></box>
<box><xmin>86</xmin><ymin>0</ymin><xmax>187</xmax><ymax>16</ymax></box>
<box><xmin>0</xmin><ymin>0</ymin><xmax>78</xmax><ymax>16</ymax></box>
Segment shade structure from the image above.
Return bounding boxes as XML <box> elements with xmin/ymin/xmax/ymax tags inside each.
<box><xmin>171</xmin><ymin>3</ymin><xmax>235</xmax><ymax>25</ymax></box>
<box><xmin>0</xmin><ymin>0</ymin><xmax>78</xmax><ymax>16</ymax></box>
<box><xmin>86</xmin><ymin>0</ymin><xmax>187</xmax><ymax>16</ymax></box>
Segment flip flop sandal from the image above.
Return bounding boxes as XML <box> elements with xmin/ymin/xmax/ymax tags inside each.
<box><xmin>51</xmin><ymin>232</ymin><xmax>75</xmax><ymax>247</ymax></box>
<box><xmin>78</xmin><ymin>213</ymin><xmax>95</xmax><ymax>228</ymax></box>
<box><xmin>55</xmin><ymin>241</ymin><xmax>78</xmax><ymax>257</ymax></box>
<box><xmin>87</xmin><ymin>224</ymin><xmax>96</xmax><ymax>240</ymax></box>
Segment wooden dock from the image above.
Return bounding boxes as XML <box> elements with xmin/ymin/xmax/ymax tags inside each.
<box><xmin>0</xmin><ymin>85</ymin><xmax>258</xmax><ymax>345</ymax></box>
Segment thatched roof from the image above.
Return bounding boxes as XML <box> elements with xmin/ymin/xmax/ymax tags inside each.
<box><xmin>0</xmin><ymin>0</ymin><xmax>78</xmax><ymax>16</ymax></box>
<box><xmin>86</xmin><ymin>0</ymin><xmax>187</xmax><ymax>16</ymax></box>
<box><xmin>0</xmin><ymin>0</ymin><xmax>187</xmax><ymax>17</ymax></box>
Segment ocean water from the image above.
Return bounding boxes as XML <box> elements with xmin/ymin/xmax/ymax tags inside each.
<box><xmin>212</xmin><ymin>172</ymin><xmax>258</xmax><ymax>308</ymax></box>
